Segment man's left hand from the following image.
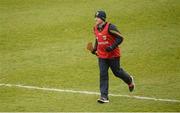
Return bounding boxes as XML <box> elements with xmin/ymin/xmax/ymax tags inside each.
<box><xmin>105</xmin><ymin>46</ymin><xmax>114</xmax><ymax>52</ymax></box>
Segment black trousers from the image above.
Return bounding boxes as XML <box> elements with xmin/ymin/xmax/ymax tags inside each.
<box><xmin>98</xmin><ymin>57</ymin><xmax>132</xmax><ymax>98</ymax></box>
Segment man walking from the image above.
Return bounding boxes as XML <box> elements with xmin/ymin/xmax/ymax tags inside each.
<box><xmin>88</xmin><ymin>10</ymin><xmax>135</xmax><ymax>103</ymax></box>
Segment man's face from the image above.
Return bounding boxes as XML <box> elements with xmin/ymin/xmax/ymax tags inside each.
<box><xmin>95</xmin><ymin>17</ymin><xmax>103</xmax><ymax>25</ymax></box>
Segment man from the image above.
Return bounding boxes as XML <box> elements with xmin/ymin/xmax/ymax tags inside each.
<box><xmin>89</xmin><ymin>10</ymin><xmax>135</xmax><ymax>103</ymax></box>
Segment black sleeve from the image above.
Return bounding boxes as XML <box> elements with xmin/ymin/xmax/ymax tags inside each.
<box><xmin>92</xmin><ymin>27</ymin><xmax>97</xmax><ymax>51</ymax></box>
<box><xmin>91</xmin><ymin>39</ymin><xmax>98</xmax><ymax>54</ymax></box>
<box><xmin>108</xmin><ymin>24</ymin><xmax>124</xmax><ymax>48</ymax></box>
<box><xmin>93</xmin><ymin>39</ymin><xmax>98</xmax><ymax>51</ymax></box>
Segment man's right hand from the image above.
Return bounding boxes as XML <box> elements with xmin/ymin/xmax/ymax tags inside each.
<box><xmin>86</xmin><ymin>42</ymin><xmax>97</xmax><ymax>56</ymax></box>
<box><xmin>91</xmin><ymin>49</ymin><xmax>97</xmax><ymax>56</ymax></box>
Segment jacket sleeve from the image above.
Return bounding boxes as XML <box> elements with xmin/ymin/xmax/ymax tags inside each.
<box><xmin>108</xmin><ymin>24</ymin><xmax>124</xmax><ymax>49</ymax></box>
<box><xmin>92</xmin><ymin>27</ymin><xmax>98</xmax><ymax>54</ymax></box>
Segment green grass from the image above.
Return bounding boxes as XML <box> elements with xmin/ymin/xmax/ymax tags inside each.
<box><xmin>0</xmin><ymin>0</ymin><xmax>180</xmax><ymax>112</ymax></box>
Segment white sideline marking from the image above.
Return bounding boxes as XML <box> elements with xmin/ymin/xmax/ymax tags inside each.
<box><xmin>0</xmin><ymin>83</ymin><xmax>180</xmax><ymax>103</ymax></box>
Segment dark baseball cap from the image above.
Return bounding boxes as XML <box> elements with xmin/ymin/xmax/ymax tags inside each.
<box><xmin>95</xmin><ymin>10</ymin><xmax>106</xmax><ymax>21</ymax></box>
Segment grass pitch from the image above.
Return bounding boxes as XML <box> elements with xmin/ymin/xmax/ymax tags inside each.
<box><xmin>0</xmin><ymin>0</ymin><xmax>180</xmax><ymax>112</ymax></box>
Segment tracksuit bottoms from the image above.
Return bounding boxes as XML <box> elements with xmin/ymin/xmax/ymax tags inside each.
<box><xmin>98</xmin><ymin>57</ymin><xmax>132</xmax><ymax>98</ymax></box>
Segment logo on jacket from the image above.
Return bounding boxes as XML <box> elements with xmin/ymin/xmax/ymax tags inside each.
<box><xmin>102</xmin><ymin>35</ymin><xmax>107</xmax><ymax>40</ymax></box>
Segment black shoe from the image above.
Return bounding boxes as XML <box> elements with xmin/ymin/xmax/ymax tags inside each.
<box><xmin>128</xmin><ymin>76</ymin><xmax>135</xmax><ymax>92</ymax></box>
<box><xmin>97</xmin><ymin>97</ymin><xmax>109</xmax><ymax>103</ymax></box>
